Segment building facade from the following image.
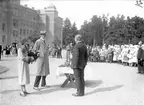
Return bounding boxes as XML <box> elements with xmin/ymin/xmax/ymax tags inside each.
<box><xmin>0</xmin><ymin>1</ymin><xmax>8</xmax><ymax>46</ymax></box>
<box><xmin>0</xmin><ymin>0</ymin><xmax>63</xmax><ymax>47</ymax></box>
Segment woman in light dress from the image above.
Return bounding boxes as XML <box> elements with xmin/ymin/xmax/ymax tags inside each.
<box><xmin>18</xmin><ymin>41</ymin><xmax>32</xmax><ymax>97</ymax></box>
<box><xmin>127</xmin><ymin>46</ymin><xmax>138</xmax><ymax>66</ymax></box>
<box><xmin>65</xmin><ymin>43</ymin><xmax>73</xmax><ymax>66</ymax></box>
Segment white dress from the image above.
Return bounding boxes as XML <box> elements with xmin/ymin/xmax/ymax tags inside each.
<box><xmin>128</xmin><ymin>49</ymin><xmax>138</xmax><ymax>63</ymax></box>
<box><xmin>18</xmin><ymin>47</ymin><xmax>30</xmax><ymax>85</ymax></box>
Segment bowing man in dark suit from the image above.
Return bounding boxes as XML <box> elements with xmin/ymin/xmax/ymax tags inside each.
<box><xmin>71</xmin><ymin>34</ymin><xmax>88</xmax><ymax>97</ymax></box>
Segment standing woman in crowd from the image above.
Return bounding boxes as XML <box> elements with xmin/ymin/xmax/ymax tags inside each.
<box><xmin>18</xmin><ymin>40</ymin><xmax>31</xmax><ymax>97</ymax></box>
<box><xmin>65</xmin><ymin>43</ymin><xmax>71</xmax><ymax>66</ymax></box>
<box><xmin>5</xmin><ymin>45</ymin><xmax>11</xmax><ymax>57</ymax></box>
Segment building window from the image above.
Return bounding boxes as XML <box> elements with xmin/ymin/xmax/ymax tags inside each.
<box><xmin>33</xmin><ymin>17</ymin><xmax>36</xmax><ymax>20</ymax></box>
<box><xmin>20</xmin><ymin>28</ymin><xmax>22</xmax><ymax>35</ymax></box>
<box><xmin>2</xmin><ymin>35</ymin><xmax>5</xmax><ymax>43</ymax></box>
<box><xmin>13</xmin><ymin>30</ymin><xmax>19</xmax><ymax>37</ymax></box>
<box><xmin>30</xmin><ymin>30</ymin><xmax>32</xmax><ymax>35</ymax></box>
<box><xmin>13</xmin><ymin>8</ymin><xmax>19</xmax><ymax>16</ymax></box>
<box><xmin>13</xmin><ymin>19</ymin><xmax>18</xmax><ymax>28</ymax></box>
<box><xmin>13</xmin><ymin>30</ymin><xmax>16</xmax><ymax>37</ymax></box>
<box><xmin>13</xmin><ymin>19</ymin><xmax>16</xmax><ymax>27</ymax></box>
<box><xmin>16</xmin><ymin>31</ymin><xmax>18</xmax><ymax>37</ymax></box>
<box><xmin>27</xmin><ymin>29</ymin><xmax>29</xmax><ymax>34</ymax></box>
<box><xmin>2</xmin><ymin>23</ymin><xmax>5</xmax><ymax>31</ymax></box>
<box><xmin>23</xmin><ymin>29</ymin><xmax>25</xmax><ymax>35</ymax></box>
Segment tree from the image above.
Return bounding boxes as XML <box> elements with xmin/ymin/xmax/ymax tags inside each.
<box><xmin>62</xmin><ymin>18</ymin><xmax>72</xmax><ymax>45</ymax></box>
<box><xmin>62</xmin><ymin>18</ymin><xmax>79</xmax><ymax>45</ymax></box>
<box><xmin>79</xmin><ymin>14</ymin><xmax>144</xmax><ymax>45</ymax></box>
<box><xmin>79</xmin><ymin>21</ymin><xmax>93</xmax><ymax>45</ymax></box>
<box><xmin>71</xmin><ymin>22</ymin><xmax>78</xmax><ymax>39</ymax></box>
<box><xmin>53</xmin><ymin>35</ymin><xmax>61</xmax><ymax>45</ymax></box>
<box><xmin>27</xmin><ymin>33</ymin><xmax>40</xmax><ymax>43</ymax></box>
<box><xmin>79</xmin><ymin>15</ymin><xmax>108</xmax><ymax>46</ymax></box>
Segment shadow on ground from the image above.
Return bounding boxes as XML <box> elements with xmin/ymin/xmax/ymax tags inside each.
<box><xmin>85</xmin><ymin>80</ymin><xmax>102</xmax><ymax>88</ymax></box>
<box><xmin>85</xmin><ymin>85</ymin><xmax>124</xmax><ymax>96</ymax></box>
<box><xmin>31</xmin><ymin>84</ymin><xmax>71</xmax><ymax>95</ymax></box>
<box><xmin>0</xmin><ymin>74</ymin><xmax>36</xmax><ymax>80</ymax></box>
<box><xmin>0</xmin><ymin>59</ymin><xmax>17</xmax><ymax>61</ymax></box>
<box><xmin>31</xmin><ymin>80</ymin><xmax>103</xmax><ymax>95</ymax></box>
<box><xmin>0</xmin><ymin>89</ymin><xmax>20</xmax><ymax>94</ymax></box>
<box><xmin>0</xmin><ymin>76</ymin><xmax>18</xmax><ymax>80</ymax></box>
<box><xmin>0</xmin><ymin>66</ymin><xmax>9</xmax><ymax>74</ymax></box>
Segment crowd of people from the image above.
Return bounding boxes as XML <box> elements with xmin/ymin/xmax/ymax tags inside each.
<box><xmin>65</xmin><ymin>40</ymin><xmax>144</xmax><ymax>76</ymax></box>
<box><xmin>48</xmin><ymin>45</ymin><xmax>62</xmax><ymax>58</ymax></box>
<box><xmin>0</xmin><ymin>44</ymin><xmax>18</xmax><ymax>57</ymax></box>
<box><xmin>0</xmin><ymin>43</ymin><xmax>62</xmax><ymax>60</ymax></box>
<box><xmin>65</xmin><ymin>43</ymin><xmax>141</xmax><ymax>68</ymax></box>
<box><xmin>87</xmin><ymin>44</ymin><xmax>139</xmax><ymax>67</ymax></box>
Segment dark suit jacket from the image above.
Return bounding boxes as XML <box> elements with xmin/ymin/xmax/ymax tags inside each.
<box><xmin>137</xmin><ymin>47</ymin><xmax>144</xmax><ymax>66</ymax></box>
<box><xmin>137</xmin><ymin>47</ymin><xmax>144</xmax><ymax>60</ymax></box>
<box><xmin>71</xmin><ymin>42</ymin><xmax>88</xmax><ymax>70</ymax></box>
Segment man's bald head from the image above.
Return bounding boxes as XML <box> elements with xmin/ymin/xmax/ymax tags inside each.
<box><xmin>138</xmin><ymin>41</ymin><xmax>142</xmax><ymax>46</ymax></box>
<box><xmin>75</xmin><ymin>34</ymin><xmax>83</xmax><ymax>43</ymax></box>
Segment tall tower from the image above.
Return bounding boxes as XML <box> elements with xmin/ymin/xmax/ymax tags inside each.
<box><xmin>6</xmin><ymin>0</ymin><xmax>13</xmax><ymax>45</ymax></box>
<box><xmin>45</xmin><ymin>3</ymin><xmax>58</xmax><ymax>43</ymax></box>
<box><xmin>44</xmin><ymin>3</ymin><xmax>63</xmax><ymax>46</ymax></box>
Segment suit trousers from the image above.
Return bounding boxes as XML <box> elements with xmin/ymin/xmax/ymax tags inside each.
<box><xmin>34</xmin><ymin>76</ymin><xmax>46</xmax><ymax>87</ymax></box>
<box><xmin>73</xmin><ymin>69</ymin><xmax>85</xmax><ymax>95</ymax></box>
<box><xmin>138</xmin><ymin>64</ymin><xmax>144</xmax><ymax>73</ymax></box>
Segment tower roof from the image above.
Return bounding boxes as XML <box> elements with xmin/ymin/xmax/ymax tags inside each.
<box><xmin>45</xmin><ymin>3</ymin><xmax>57</xmax><ymax>11</ymax></box>
<box><xmin>48</xmin><ymin>3</ymin><xmax>56</xmax><ymax>9</ymax></box>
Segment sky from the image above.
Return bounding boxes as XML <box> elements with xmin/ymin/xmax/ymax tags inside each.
<box><xmin>21</xmin><ymin>0</ymin><xmax>144</xmax><ymax>29</ymax></box>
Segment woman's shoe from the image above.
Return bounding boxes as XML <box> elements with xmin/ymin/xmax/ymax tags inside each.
<box><xmin>24</xmin><ymin>91</ymin><xmax>30</xmax><ymax>94</ymax></box>
<box><xmin>20</xmin><ymin>92</ymin><xmax>26</xmax><ymax>97</ymax></box>
<box><xmin>33</xmin><ymin>87</ymin><xmax>40</xmax><ymax>91</ymax></box>
<box><xmin>41</xmin><ymin>85</ymin><xmax>50</xmax><ymax>88</ymax></box>
<box><xmin>72</xmin><ymin>93</ymin><xmax>84</xmax><ymax>97</ymax></box>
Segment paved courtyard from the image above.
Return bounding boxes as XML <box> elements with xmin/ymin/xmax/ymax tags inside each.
<box><xmin>0</xmin><ymin>50</ymin><xmax>144</xmax><ymax>105</ymax></box>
